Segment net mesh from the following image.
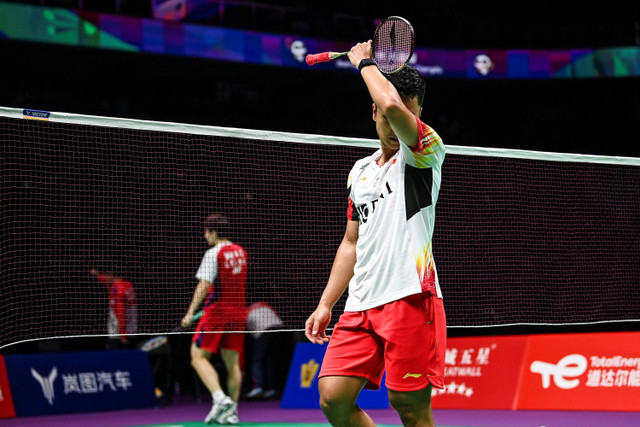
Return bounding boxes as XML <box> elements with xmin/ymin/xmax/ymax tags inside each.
<box><xmin>373</xmin><ymin>17</ymin><xmax>414</xmax><ymax>74</ymax></box>
<box><xmin>1</xmin><ymin>109</ymin><xmax>640</xmax><ymax>348</ymax></box>
<box><xmin>437</xmin><ymin>154</ymin><xmax>640</xmax><ymax>327</ymax></box>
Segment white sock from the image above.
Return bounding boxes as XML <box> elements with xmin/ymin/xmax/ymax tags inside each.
<box><xmin>212</xmin><ymin>390</ymin><xmax>226</xmax><ymax>403</ymax></box>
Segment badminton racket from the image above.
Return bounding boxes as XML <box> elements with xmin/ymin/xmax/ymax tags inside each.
<box><xmin>140</xmin><ymin>310</ymin><xmax>204</xmax><ymax>352</ymax></box>
<box><xmin>305</xmin><ymin>16</ymin><xmax>415</xmax><ymax>74</ymax></box>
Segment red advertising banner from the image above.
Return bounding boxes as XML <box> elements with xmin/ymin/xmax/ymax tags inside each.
<box><xmin>431</xmin><ymin>335</ymin><xmax>528</xmax><ymax>409</ymax></box>
<box><xmin>515</xmin><ymin>332</ymin><xmax>640</xmax><ymax>411</ymax></box>
<box><xmin>0</xmin><ymin>355</ymin><xmax>16</xmax><ymax>418</ymax></box>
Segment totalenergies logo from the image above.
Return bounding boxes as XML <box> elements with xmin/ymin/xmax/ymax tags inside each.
<box><xmin>530</xmin><ymin>353</ymin><xmax>640</xmax><ymax>390</ymax></box>
<box><xmin>530</xmin><ymin>354</ymin><xmax>587</xmax><ymax>389</ymax></box>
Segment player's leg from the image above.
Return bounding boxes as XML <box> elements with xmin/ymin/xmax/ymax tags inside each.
<box><xmin>317</xmin><ymin>311</ymin><xmax>384</xmax><ymax>427</ymax></box>
<box><xmin>262</xmin><ymin>333</ymin><xmax>279</xmax><ymax>397</ymax></box>
<box><xmin>214</xmin><ymin>333</ymin><xmax>245</xmax><ymax>425</ymax></box>
<box><xmin>318</xmin><ymin>376</ymin><xmax>375</xmax><ymax>427</ymax></box>
<box><xmin>190</xmin><ymin>342</ymin><xmax>223</xmax><ymax>394</ymax></box>
<box><xmin>247</xmin><ymin>333</ymin><xmax>268</xmax><ymax>398</ymax></box>
<box><xmin>191</xmin><ymin>313</ymin><xmax>227</xmax><ymax>396</ymax></box>
<box><xmin>190</xmin><ymin>337</ymin><xmax>234</xmax><ymax>424</ymax></box>
<box><xmin>220</xmin><ymin>347</ymin><xmax>242</xmax><ymax>402</ymax></box>
<box><xmin>388</xmin><ymin>385</ymin><xmax>435</xmax><ymax>427</ymax></box>
<box><xmin>373</xmin><ymin>293</ymin><xmax>446</xmax><ymax>427</ymax></box>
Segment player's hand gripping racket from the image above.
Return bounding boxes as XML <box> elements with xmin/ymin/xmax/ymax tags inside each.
<box><xmin>140</xmin><ymin>310</ymin><xmax>203</xmax><ymax>352</ymax></box>
<box><xmin>305</xmin><ymin>16</ymin><xmax>415</xmax><ymax>74</ymax></box>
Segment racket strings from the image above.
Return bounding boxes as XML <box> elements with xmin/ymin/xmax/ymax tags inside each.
<box><xmin>373</xmin><ymin>18</ymin><xmax>414</xmax><ymax>73</ymax></box>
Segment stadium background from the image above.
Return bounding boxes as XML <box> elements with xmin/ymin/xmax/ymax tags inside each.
<box><xmin>1</xmin><ymin>0</ymin><xmax>639</xmax><ymax>412</ymax></box>
<box><xmin>0</xmin><ymin>0</ymin><xmax>638</xmax><ymax>158</ymax></box>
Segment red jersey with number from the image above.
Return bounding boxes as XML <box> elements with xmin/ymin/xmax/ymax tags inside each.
<box><xmin>195</xmin><ymin>241</ymin><xmax>247</xmax><ymax>324</ymax></box>
<box><xmin>97</xmin><ymin>274</ymin><xmax>138</xmax><ymax>336</ymax></box>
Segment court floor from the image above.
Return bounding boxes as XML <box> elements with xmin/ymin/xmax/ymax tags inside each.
<box><xmin>1</xmin><ymin>398</ymin><xmax>639</xmax><ymax>427</ymax></box>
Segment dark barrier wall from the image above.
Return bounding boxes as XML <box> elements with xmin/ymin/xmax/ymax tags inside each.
<box><xmin>0</xmin><ymin>39</ymin><xmax>638</xmax><ymax>158</ymax></box>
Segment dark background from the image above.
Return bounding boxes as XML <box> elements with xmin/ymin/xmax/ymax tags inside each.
<box><xmin>0</xmin><ymin>0</ymin><xmax>639</xmax><ymax>157</ymax></box>
<box><xmin>1</xmin><ymin>0</ymin><xmax>639</xmax><ymax>399</ymax></box>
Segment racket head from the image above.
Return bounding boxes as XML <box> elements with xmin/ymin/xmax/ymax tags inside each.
<box><xmin>140</xmin><ymin>336</ymin><xmax>168</xmax><ymax>352</ymax></box>
<box><xmin>372</xmin><ymin>16</ymin><xmax>415</xmax><ymax>74</ymax></box>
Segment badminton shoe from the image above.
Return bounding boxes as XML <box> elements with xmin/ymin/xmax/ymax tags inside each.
<box><xmin>245</xmin><ymin>387</ymin><xmax>263</xmax><ymax>400</ymax></box>
<box><xmin>204</xmin><ymin>395</ymin><xmax>234</xmax><ymax>425</ymax></box>
<box><xmin>219</xmin><ymin>403</ymin><xmax>239</xmax><ymax>425</ymax></box>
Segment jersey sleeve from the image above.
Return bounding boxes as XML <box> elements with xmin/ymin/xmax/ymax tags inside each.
<box><xmin>195</xmin><ymin>248</ymin><xmax>218</xmax><ymax>283</ymax></box>
<box><xmin>95</xmin><ymin>273</ymin><xmax>110</xmax><ymax>288</ymax></box>
<box><xmin>400</xmin><ymin>116</ymin><xmax>445</xmax><ymax>169</ymax></box>
<box><xmin>346</xmin><ymin>161</ymin><xmax>360</xmax><ymax>221</ymax></box>
<box><xmin>347</xmin><ymin>196</ymin><xmax>359</xmax><ymax>221</ymax></box>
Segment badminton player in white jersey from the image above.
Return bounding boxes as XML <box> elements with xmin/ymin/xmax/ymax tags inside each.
<box><xmin>305</xmin><ymin>40</ymin><xmax>446</xmax><ymax>427</ymax></box>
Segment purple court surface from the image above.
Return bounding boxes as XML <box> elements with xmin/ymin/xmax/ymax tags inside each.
<box><xmin>1</xmin><ymin>398</ymin><xmax>639</xmax><ymax>427</ymax></box>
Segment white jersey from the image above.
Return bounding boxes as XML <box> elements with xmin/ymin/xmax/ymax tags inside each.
<box><xmin>344</xmin><ymin>117</ymin><xmax>445</xmax><ymax>312</ymax></box>
<box><xmin>247</xmin><ymin>302</ymin><xmax>284</xmax><ymax>338</ymax></box>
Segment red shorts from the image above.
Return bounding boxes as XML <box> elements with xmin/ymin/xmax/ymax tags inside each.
<box><xmin>319</xmin><ymin>292</ymin><xmax>446</xmax><ymax>392</ymax></box>
<box><xmin>192</xmin><ymin>309</ymin><xmax>244</xmax><ymax>355</ymax></box>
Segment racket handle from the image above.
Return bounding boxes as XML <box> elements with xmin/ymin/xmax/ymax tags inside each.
<box><xmin>192</xmin><ymin>310</ymin><xmax>204</xmax><ymax>323</ymax></box>
<box><xmin>172</xmin><ymin>309</ymin><xmax>204</xmax><ymax>332</ymax></box>
<box><xmin>305</xmin><ymin>51</ymin><xmax>347</xmax><ymax>66</ymax></box>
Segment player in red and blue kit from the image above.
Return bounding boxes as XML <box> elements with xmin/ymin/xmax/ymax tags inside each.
<box><xmin>182</xmin><ymin>214</ymin><xmax>247</xmax><ymax>425</ymax></box>
<box><xmin>90</xmin><ymin>268</ymin><xmax>138</xmax><ymax>349</ymax></box>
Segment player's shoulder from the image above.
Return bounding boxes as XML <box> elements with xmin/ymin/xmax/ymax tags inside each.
<box><xmin>116</xmin><ymin>278</ymin><xmax>133</xmax><ymax>288</ymax></box>
<box><xmin>348</xmin><ymin>150</ymin><xmax>380</xmax><ymax>187</ymax></box>
<box><xmin>418</xmin><ymin>120</ymin><xmax>445</xmax><ymax>148</ymax></box>
<box><xmin>358</xmin><ymin>149</ymin><xmax>380</xmax><ymax>165</ymax></box>
<box><xmin>220</xmin><ymin>241</ymin><xmax>247</xmax><ymax>255</ymax></box>
<box><xmin>202</xmin><ymin>245</ymin><xmax>222</xmax><ymax>259</ymax></box>
<box><xmin>226</xmin><ymin>240</ymin><xmax>245</xmax><ymax>250</ymax></box>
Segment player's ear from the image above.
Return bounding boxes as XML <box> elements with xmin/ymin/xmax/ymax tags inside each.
<box><xmin>372</xmin><ymin>103</ymin><xmax>377</xmax><ymax>121</ymax></box>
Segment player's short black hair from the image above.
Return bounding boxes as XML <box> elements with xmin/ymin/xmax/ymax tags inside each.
<box><xmin>204</xmin><ymin>213</ymin><xmax>230</xmax><ymax>238</ymax></box>
<box><xmin>386</xmin><ymin>66</ymin><xmax>426</xmax><ymax>106</ymax></box>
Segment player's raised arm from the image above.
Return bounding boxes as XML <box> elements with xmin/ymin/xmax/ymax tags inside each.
<box><xmin>348</xmin><ymin>41</ymin><xmax>420</xmax><ymax>149</ymax></box>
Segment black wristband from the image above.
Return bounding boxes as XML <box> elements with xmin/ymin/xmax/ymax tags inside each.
<box><xmin>358</xmin><ymin>58</ymin><xmax>376</xmax><ymax>71</ymax></box>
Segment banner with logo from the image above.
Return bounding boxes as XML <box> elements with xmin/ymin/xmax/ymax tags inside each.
<box><xmin>281</xmin><ymin>333</ymin><xmax>640</xmax><ymax>411</ymax></box>
<box><xmin>3</xmin><ymin>350</ymin><xmax>156</xmax><ymax>416</ymax></box>
<box><xmin>431</xmin><ymin>335</ymin><xmax>528</xmax><ymax>409</ymax></box>
<box><xmin>280</xmin><ymin>342</ymin><xmax>389</xmax><ymax>409</ymax></box>
<box><xmin>2</xmin><ymin>3</ymin><xmax>639</xmax><ymax>80</ymax></box>
<box><xmin>431</xmin><ymin>332</ymin><xmax>640</xmax><ymax>411</ymax></box>
<box><xmin>0</xmin><ymin>356</ymin><xmax>16</xmax><ymax>418</ymax></box>
<box><xmin>516</xmin><ymin>332</ymin><xmax>640</xmax><ymax>411</ymax></box>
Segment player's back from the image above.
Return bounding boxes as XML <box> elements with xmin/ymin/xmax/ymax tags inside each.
<box><xmin>215</xmin><ymin>242</ymin><xmax>248</xmax><ymax>309</ymax></box>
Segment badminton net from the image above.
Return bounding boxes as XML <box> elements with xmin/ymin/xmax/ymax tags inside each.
<box><xmin>1</xmin><ymin>106</ymin><xmax>639</xmax><ymax>349</ymax></box>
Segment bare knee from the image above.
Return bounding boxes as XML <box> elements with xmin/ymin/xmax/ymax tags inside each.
<box><xmin>190</xmin><ymin>354</ymin><xmax>202</xmax><ymax>369</ymax></box>
<box><xmin>190</xmin><ymin>344</ymin><xmax>208</xmax><ymax>368</ymax></box>
<box><xmin>318</xmin><ymin>382</ymin><xmax>347</xmax><ymax>414</ymax></box>
<box><xmin>220</xmin><ymin>349</ymin><xmax>240</xmax><ymax>374</ymax></box>
<box><xmin>318</xmin><ymin>377</ymin><xmax>365</xmax><ymax>424</ymax></box>
<box><xmin>389</xmin><ymin>393</ymin><xmax>416</xmax><ymax>419</ymax></box>
<box><xmin>389</xmin><ymin>387</ymin><xmax>434</xmax><ymax>427</ymax></box>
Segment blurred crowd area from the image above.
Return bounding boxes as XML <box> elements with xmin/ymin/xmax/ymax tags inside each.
<box><xmin>5</xmin><ymin>0</ymin><xmax>639</xmax><ymax>48</ymax></box>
